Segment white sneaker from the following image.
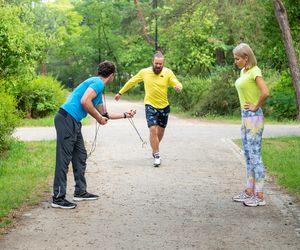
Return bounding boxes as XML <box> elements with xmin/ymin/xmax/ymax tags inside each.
<box><xmin>232</xmin><ymin>191</ymin><xmax>252</xmax><ymax>202</ymax></box>
<box><xmin>153</xmin><ymin>156</ymin><xmax>161</xmax><ymax>167</ymax></box>
<box><xmin>243</xmin><ymin>196</ymin><xmax>266</xmax><ymax>207</ymax></box>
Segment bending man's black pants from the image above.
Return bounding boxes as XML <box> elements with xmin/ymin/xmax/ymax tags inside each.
<box><xmin>53</xmin><ymin>109</ymin><xmax>87</xmax><ymax>199</ymax></box>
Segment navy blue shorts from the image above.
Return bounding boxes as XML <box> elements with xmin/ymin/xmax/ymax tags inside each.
<box><xmin>145</xmin><ymin>104</ymin><xmax>170</xmax><ymax>128</ymax></box>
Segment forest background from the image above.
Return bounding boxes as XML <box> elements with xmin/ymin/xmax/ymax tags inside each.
<box><xmin>0</xmin><ymin>0</ymin><xmax>299</xmax><ymax>152</ymax></box>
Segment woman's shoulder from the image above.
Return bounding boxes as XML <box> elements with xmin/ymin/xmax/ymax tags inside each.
<box><xmin>249</xmin><ymin>65</ymin><xmax>262</xmax><ymax>76</ymax></box>
<box><xmin>251</xmin><ymin>65</ymin><xmax>261</xmax><ymax>71</ymax></box>
<box><xmin>249</xmin><ymin>65</ymin><xmax>261</xmax><ymax>72</ymax></box>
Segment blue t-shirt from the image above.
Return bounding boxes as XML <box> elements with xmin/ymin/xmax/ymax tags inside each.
<box><xmin>62</xmin><ymin>77</ymin><xmax>105</xmax><ymax>122</ymax></box>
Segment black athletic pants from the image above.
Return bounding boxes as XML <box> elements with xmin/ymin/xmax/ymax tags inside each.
<box><xmin>53</xmin><ymin>108</ymin><xmax>87</xmax><ymax>199</ymax></box>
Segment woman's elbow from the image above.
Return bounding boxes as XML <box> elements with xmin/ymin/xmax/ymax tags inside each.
<box><xmin>264</xmin><ymin>90</ymin><xmax>269</xmax><ymax>99</ymax></box>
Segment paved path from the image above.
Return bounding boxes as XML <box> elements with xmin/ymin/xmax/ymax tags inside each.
<box><xmin>1</xmin><ymin>98</ymin><xmax>300</xmax><ymax>250</ymax></box>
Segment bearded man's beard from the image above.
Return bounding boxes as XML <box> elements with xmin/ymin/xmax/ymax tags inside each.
<box><xmin>152</xmin><ymin>66</ymin><xmax>163</xmax><ymax>74</ymax></box>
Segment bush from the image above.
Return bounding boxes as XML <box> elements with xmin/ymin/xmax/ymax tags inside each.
<box><xmin>195</xmin><ymin>66</ymin><xmax>240</xmax><ymax>116</ymax></box>
<box><xmin>0</xmin><ymin>90</ymin><xmax>20</xmax><ymax>152</ymax></box>
<box><xmin>5</xmin><ymin>76</ymin><xmax>33</xmax><ymax>117</ymax></box>
<box><xmin>28</xmin><ymin>76</ymin><xmax>67</xmax><ymax>118</ymax></box>
<box><xmin>265</xmin><ymin>70</ymin><xmax>297</xmax><ymax>120</ymax></box>
<box><xmin>8</xmin><ymin>76</ymin><xmax>67</xmax><ymax>118</ymax></box>
<box><xmin>169</xmin><ymin>76</ymin><xmax>210</xmax><ymax>111</ymax></box>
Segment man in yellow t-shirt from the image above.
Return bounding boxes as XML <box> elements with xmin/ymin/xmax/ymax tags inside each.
<box><xmin>114</xmin><ymin>52</ymin><xmax>182</xmax><ymax>167</ymax></box>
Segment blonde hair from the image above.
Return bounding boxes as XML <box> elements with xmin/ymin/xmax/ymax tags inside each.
<box><xmin>233</xmin><ymin>43</ymin><xmax>257</xmax><ymax>70</ymax></box>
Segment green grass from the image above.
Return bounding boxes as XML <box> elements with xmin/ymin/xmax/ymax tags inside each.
<box><xmin>19</xmin><ymin>115</ymin><xmax>56</xmax><ymax>127</ymax></box>
<box><xmin>20</xmin><ymin>114</ymin><xmax>91</xmax><ymax>127</ymax></box>
<box><xmin>0</xmin><ymin>140</ymin><xmax>56</xmax><ymax>229</ymax></box>
<box><xmin>234</xmin><ymin>136</ymin><xmax>300</xmax><ymax>196</ymax></box>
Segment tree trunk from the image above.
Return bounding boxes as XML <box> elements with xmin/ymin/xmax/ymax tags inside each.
<box><xmin>133</xmin><ymin>0</ymin><xmax>155</xmax><ymax>47</ymax></box>
<box><xmin>273</xmin><ymin>0</ymin><xmax>300</xmax><ymax>120</ymax></box>
<box><xmin>215</xmin><ymin>48</ymin><xmax>225</xmax><ymax>65</ymax></box>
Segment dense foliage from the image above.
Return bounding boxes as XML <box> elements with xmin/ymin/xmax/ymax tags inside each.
<box><xmin>0</xmin><ymin>0</ymin><xmax>299</xmax><ymax>152</ymax></box>
<box><xmin>265</xmin><ymin>71</ymin><xmax>297</xmax><ymax>120</ymax></box>
<box><xmin>0</xmin><ymin>90</ymin><xmax>19</xmax><ymax>151</ymax></box>
<box><xmin>39</xmin><ymin>0</ymin><xmax>298</xmax><ymax>118</ymax></box>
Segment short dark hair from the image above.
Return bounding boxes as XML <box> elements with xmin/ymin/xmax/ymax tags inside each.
<box><xmin>98</xmin><ymin>61</ymin><xmax>116</xmax><ymax>77</ymax></box>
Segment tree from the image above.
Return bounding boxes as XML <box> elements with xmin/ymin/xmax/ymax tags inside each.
<box><xmin>159</xmin><ymin>0</ymin><xmax>220</xmax><ymax>74</ymax></box>
<box><xmin>0</xmin><ymin>4</ymin><xmax>45</xmax><ymax>79</ymax></box>
<box><xmin>133</xmin><ymin>0</ymin><xmax>155</xmax><ymax>47</ymax></box>
<box><xmin>273</xmin><ymin>0</ymin><xmax>300</xmax><ymax>120</ymax></box>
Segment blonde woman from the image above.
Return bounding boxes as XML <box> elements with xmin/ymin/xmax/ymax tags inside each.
<box><xmin>232</xmin><ymin>43</ymin><xmax>269</xmax><ymax>207</ymax></box>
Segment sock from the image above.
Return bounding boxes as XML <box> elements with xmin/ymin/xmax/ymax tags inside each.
<box><xmin>153</xmin><ymin>152</ymin><xmax>160</xmax><ymax>158</ymax></box>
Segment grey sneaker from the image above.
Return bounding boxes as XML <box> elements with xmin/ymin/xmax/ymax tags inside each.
<box><xmin>73</xmin><ymin>192</ymin><xmax>99</xmax><ymax>201</ymax></box>
<box><xmin>243</xmin><ymin>196</ymin><xmax>266</xmax><ymax>207</ymax></box>
<box><xmin>51</xmin><ymin>197</ymin><xmax>77</xmax><ymax>209</ymax></box>
<box><xmin>232</xmin><ymin>191</ymin><xmax>252</xmax><ymax>202</ymax></box>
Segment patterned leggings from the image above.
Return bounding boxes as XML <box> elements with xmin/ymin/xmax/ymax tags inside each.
<box><xmin>241</xmin><ymin>108</ymin><xmax>265</xmax><ymax>193</ymax></box>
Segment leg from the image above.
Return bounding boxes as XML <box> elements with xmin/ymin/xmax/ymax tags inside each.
<box><xmin>53</xmin><ymin>113</ymin><xmax>76</xmax><ymax>199</ymax></box>
<box><xmin>145</xmin><ymin>104</ymin><xmax>169</xmax><ymax>167</ymax></box>
<box><xmin>153</xmin><ymin>104</ymin><xmax>170</xmax><ymax>153</ymax></box>
<box><xmin>72</xmin><ymin>126</ymin><xmax>88</xmax><ymax>195</ymax></box>
<box><xmin>149</xmin><ymin>125</ymin><xmax>160</xmax><ymax>154</ymax></box>
<box><xmin>248</xmin><ymin>115</ymin><xmax>265</xmax><ymax>199</ymax></box>
<box><xmin>149</xmin><ymin>120</ymin><xmax>166</xmax><ymax>154</ymax></box>
<box><xmin>157</xmin><ymin>126</ymin><xmax>165</xmax><ymax>143</ymax></box>
<box><xmin>241</xmin><ymin>117</ymin><xmax>255</xmax><ymax>196</ymax></box>
<box><xmin>145</xmin><ymin>104</ymin><xmax>160</xmax><ymax>154</ymax></box>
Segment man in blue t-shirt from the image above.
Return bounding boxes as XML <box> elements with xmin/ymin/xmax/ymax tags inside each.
<box><xmin>52</xmin><ymin>61</ymin><xmax>136</xmax><ymax>209</ymax></box>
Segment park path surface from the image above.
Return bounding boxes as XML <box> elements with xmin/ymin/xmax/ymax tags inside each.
<box><xmin>1</xmin><ymin>98</ymin><xmax>300</xmax><ymax>250</ymax></box>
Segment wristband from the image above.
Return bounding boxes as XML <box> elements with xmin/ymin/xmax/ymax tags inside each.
<box><xmin>103</xmin><ymin>112</ymin><xmax>109</xmax><ymax>119</ymax></box>
<box><xmin>123</xmin><ymin>112</ymin><xmax>126</xmax><ymax>118</ymax></box>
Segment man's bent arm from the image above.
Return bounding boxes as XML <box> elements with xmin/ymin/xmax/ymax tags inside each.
<box><xmin>81</xmin><ymin>87</ymin><xmax>107</xmax><ymax>125</ymax></box>
<box><xmin>168</xmin><ymin>71</ymin><xmax>183</xmax><ymax>92</ymax></box>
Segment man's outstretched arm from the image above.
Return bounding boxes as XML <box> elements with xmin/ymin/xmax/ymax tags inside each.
<box><xmin>115</xmin><ymin>71</ymin><xmax>144</xmax><ymax>101</ymax></box>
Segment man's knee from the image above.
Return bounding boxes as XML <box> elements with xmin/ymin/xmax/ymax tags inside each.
<box><xmin>149</xmin><ymin>125</ymin><xmax>158</xmax><ymax>135</ymax></box>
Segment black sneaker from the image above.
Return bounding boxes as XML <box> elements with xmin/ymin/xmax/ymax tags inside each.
<box><xmin>73</xmin><ymin>192</ymin><xmax>99</xmax><ymax>201</ymax></box>
<box><xmin>51</xmin><ymin>197</ymin><xmax>77</xmax><ymax>209</ymax></box>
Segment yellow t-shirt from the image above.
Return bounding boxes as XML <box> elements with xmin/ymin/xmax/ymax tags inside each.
<box><xmin>235</xmin><ymin>66</ymin><xmax>262</xmax><ymax>108</ymax></box>
<box><xmin>119</xmin><ymin>67</ymin><xmax>182</xmax><ymax>109</ymax></box>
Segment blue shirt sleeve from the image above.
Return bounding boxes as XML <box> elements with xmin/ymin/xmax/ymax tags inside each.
<box><xmin>90</xmin><ymin>80</ymin><xmax>104</xmax><ymax>95</ymax></box>
<box><xmin>89</xmin><ymin>78</ymin><xmax>104</xmax><ymax>106</ymax></box>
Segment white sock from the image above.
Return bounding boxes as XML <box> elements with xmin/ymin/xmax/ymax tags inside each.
<box><xmin>153</xmin><ymin>152</ymin><xmax>160</xmax><ymax>158</ymax></box>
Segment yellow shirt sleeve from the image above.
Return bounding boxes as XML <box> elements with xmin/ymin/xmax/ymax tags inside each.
<box><xmin>119</xmin><ymin>70</ymin><xmax>144</xmax><ymax>94</ymax></box>
<box><xmin>168</xmin><ymin>70</ymin><xmax>182</xmax><ymax>88</ymax></box>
